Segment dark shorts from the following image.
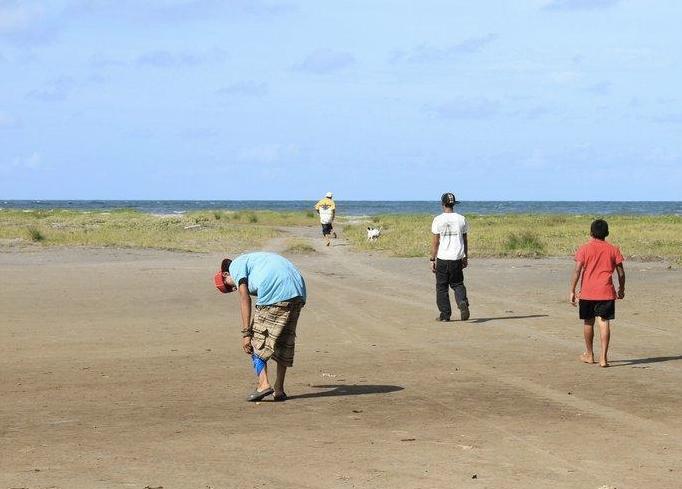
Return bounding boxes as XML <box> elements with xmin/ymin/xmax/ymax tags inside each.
<box><xmin>579</xmin><ymin>299</ymin><xmax>615</xmax><ymax>320</ymax></box>
<box><xmin>321</xmin><ymin>223</ymin><xmax>333</xmax><ymax>236</ymax></box>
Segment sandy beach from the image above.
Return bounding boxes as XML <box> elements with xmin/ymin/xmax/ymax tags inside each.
<box><xmin>1</xmin><ymin>227</ymin><xmax>680</xmax><ymax>489</ymax></box>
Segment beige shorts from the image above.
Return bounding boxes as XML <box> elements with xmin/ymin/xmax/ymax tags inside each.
<box><xmin>251</xmin><ymin>299</ymin><xmax>304</xmax><ymax>367</ymax></box>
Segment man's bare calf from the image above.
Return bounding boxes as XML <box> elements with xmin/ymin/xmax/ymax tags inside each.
<box><xmin>580</xmin><ymin>317</ymin><xmax>611</xmax><ymax>367</ymax></box>
<box><xmin>580</xmin><ymin>318</ymin><xmax>596</xmax><ymax>364</ymax></box>
<box><xmin>597</xmin><ymin>317</ymin><xmax>611</xmax><ymax>367</ymax></box>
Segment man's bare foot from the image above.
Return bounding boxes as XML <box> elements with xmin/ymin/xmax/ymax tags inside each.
<box><xmin>579</xmin><ymin>352</ymin><xmax>595</xmax><ymax>364</ymax></box>
<box><xmin>599</xmin><ymin>361</ymin><xmax>610</xmax><ymax>368</ymax></box>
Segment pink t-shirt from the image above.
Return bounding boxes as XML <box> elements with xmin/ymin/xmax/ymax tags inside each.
<box><xmin>575</xmin><ymin>239</ymin><xmax>624</xmax><ymax>300</ymax></box>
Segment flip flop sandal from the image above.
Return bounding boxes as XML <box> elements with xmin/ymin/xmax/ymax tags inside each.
<box><xmin>247</xmin><ymin>387</ymin><xmax>274</xmax><ymax>402</ymax></box>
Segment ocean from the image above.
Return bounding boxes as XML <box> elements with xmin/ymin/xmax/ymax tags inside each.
<box><xmin>1</xmin><ymin>200</ymin><xmax>681</xmax><ymax>216</ymax></box>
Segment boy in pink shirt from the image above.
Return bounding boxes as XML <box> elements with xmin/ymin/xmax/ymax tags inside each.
<box><xmin>569</xmin><ymin>219</ymin><xmax>626</xmax><ymax>367</ymax></box>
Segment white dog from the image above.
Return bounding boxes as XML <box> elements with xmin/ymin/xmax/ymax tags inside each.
<box><xmin>366</xmin><ymin>226</ymin><xmax>381</xmax><ymax>241</ymax></box>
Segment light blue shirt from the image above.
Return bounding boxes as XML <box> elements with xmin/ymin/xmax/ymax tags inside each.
<box><xmin>228</xmin><ymin>252</ymin><xmax>306</xmax><ymax>306</ymax></box>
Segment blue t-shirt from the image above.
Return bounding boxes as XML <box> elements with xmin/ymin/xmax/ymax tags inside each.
<box><xmin>228</xmin><ymin>252</ymin><xmax>306</xmax><ymax>306</ymax></box>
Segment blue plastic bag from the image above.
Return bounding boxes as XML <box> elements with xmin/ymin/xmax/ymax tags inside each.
<box><xmin>252</xmin><ymin>354</ymin><xmax>266</xmax><ymax>375</ymax></box>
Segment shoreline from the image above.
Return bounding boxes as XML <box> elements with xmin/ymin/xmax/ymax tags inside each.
<box><xmin>2</xmin><ymin>200</ymin><xmax>681</xmax><ymax>217</ymax></box>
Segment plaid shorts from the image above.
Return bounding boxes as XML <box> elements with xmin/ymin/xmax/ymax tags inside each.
<box><xmin>251</xmin><ymin>298</ymin><xmax>304</xmax><ymax>367</ymax></box>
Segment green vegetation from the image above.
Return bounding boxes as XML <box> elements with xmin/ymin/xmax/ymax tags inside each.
<box><xmin>284</xmin><ymin>239</ymin><xmax>316</xmax><ymax>254</ymax></box>
<box><xmin>0</xmin><ymin>209</ymin><xmax>315</xmax><ymax>253</ymax></box>
<box><xmin>26</xmin><ymin>226</ymin><xmax>45</xmax><ymax>242</ymax></box>
<box><xmin>3</xmin><ymin>209</ymin><xmax>680</xmax><ymax>264</ymax></box>
<box><xmin>503</xmin><ymin>231</ymin><xmax>545</xmax><ymax>256</ymax></box>
<box><xmin>342</xmin><ymin>214</ymin><xmax>682</xmax><ymax>264</ymax></box>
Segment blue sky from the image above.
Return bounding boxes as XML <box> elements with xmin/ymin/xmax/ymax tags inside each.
<box><xmin>1</xmin><ymin>0</ymin><xmax>680</xmax><ymax>200</ymax></box>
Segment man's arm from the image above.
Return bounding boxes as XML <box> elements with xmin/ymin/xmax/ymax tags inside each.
<box><xmin>462</xmin><ymin>233</ymin><xmax>468</xmax><ymax>268</ymax></box>
<box><xmin>430</xmin><ymin>234</ymin><xmax>439</xmax><ymax>273</ymax></box>
<box><xmin>616</xmin><ymin>263</ymin><xmax>625</xmax><ymax>299</ymax></box>
<box><xmin>569</xmin><ymin>262</ymin><xmax>583</xmax><ymax>306</ymax></box>
<box><xmin>238</xmin><ymin>283</ymin><xmax>253</xmax><ymax>354</ymax></box>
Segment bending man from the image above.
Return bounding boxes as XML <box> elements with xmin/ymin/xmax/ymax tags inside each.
<box><xmin>214</xmin><ymin>252</ymin><xmax>306</xmax><ymax>402</ymax></box>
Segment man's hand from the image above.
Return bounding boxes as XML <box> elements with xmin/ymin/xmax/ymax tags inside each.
<box><xmin>617</xmin><ymin>287</ymin><xmax>625</xmax><ymax>299</ymax></box>
<box><xmin>569</xmin><ymin>262</ymin><xmax>583</xmax><ymax>308</ymax></box>
<box><xmin>462</xmin><ymin>257</ymin><xmax>468</xmax><ymax>269</ymax></box>
<box><xmin>431</xmin><ymin>260</ymin><xmax>436</xmax><ymax>273</ymax></box>
<box><xmin>238</xmin><ymin>283</ymin><xmax>253</xmax><ymax>354</ymax></box>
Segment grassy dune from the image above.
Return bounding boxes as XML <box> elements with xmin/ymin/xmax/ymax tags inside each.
<box><xmin>2</xmin><ymin>209</ymin><xmax>680</xmax><ymax>264</ymax></box>
<box><xmin>0</xmin><ymin>209</ymin><xmax>317</xmax><ymax>253</ymax></box>
<box><xmin>284</xmin><ymin>239</ymin><xmax>317</xmax><ymax>254</ymax></box>
<box><xmin>343</xmin><ymin>214</ymin><xmax>682</xmax><ymax>264</ymax></box>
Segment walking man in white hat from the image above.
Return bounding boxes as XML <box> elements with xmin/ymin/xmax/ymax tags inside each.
<box><xmin>314</xmin><ymin>192</ymin><xmax>337</xmax><ymax>247</ymax></box>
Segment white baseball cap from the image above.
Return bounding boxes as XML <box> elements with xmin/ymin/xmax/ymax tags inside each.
<box><xmin>325</xmin><ymin>192</ymin><xmax>333</xmax><ymax>198</ymax></box>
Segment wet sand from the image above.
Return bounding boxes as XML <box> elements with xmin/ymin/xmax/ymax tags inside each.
<box><xmin>1</xmin><ymin>228</ymin><xmax>681</xmax><ymax>489</ymax></box>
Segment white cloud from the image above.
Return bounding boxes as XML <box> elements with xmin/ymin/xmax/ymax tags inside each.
<box><xmin>0</xmin><ymin>1</ymin><xmax>43</xmax><ymax>31</ymax></box>
<box><xmin>585</xmin><ymin>81</ymin><xmax>612</xmax><ymax>95</ymax></box>
<box><xmin>524</xmin><ymin>106</ymin><xmax>551</xmax><ymax>119</ymax></box>
<box><xmin>653</xmin><ymin>113</ymin><xmax>682</xmax><ymax>124</ymax></box>
<box><xmin>217</xmin><ymin>81</ymin><xmax>268</xmax><ymax>97</ymax></box>
<box><xmin>179</xmin><ymin>127</ymin><xmax>219</xmax><ymax>140</ymax></box>
<box><xmin>2</xmin><ymin>151</ymin><xmax>41</xmax><ymax>171</ymax></box>
<box><xmin>427</xmin><ymin>98</ymin><xmax>500</xmax><ymax>120</ymax></box>
<box><xmin>542</xmin><ymin>0</ymin><xmax>621</xmax><ymax>11</ymax></box>
<box><xmin>65</xmin><ymin>0</ymin><xmax>296</xmax><ymax>23</ymax></box>
<box><xmin>26</xmin><ymin>77</ymin><xmax>75</xmax><ymax>102</ymax></box>
<box><xmin>136</xmin><ymin>48</ymin><xmax>227</xmax><ymax>67</ymax></box>
<box><xmin>89</xmin><ymin>53</ymin><xmax>126</xmax><ymax>68</ymax></box>
<box><xmin>508</xmin><ymin>105</ymin><xmax>552</xmax><ymax>120</ymax></box>
<box><xmin>236</xmin><ymin>144</ymin><xmax>298</xmax><ymax>164</ymax></box>
<box><xmin>643</xmin><ymin>147</ymin><xmax>682</xmax><ymax>166</ymax></box>
<box><xmin>294</xmin><ymin>49</ymin><xmax>355</xmax><ymax>74</ymax></box>
<box><xmin>0</xmin><ymin>111</ymin><xmax>19</xmax><ymax>128</ymax></box>
<box><xmin>390</xmin><ymin>34</ymin><xmax>498</xmax><ymax>64</ymax></box>
<box><xmin>0</xmin><ymin>1</ymin><xmax>56</xmax><ymax>45</ymax></box>
<box><xmin>521</xmin><ymin>149</ymin><xmax>550</xmax><ymax>170</ymax></box>
<box><xmin>549</xmin><ymin>70</ymin><xmax>582</xmax><ymax>84</ymax></box>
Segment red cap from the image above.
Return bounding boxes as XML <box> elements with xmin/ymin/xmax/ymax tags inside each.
<box><xmin>214</xmin><ymin>271</ymin><xmax>231</xmax><ymax>293</ymax></box>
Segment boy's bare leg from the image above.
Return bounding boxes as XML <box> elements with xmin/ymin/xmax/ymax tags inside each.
<box><xmin>597</xmin><ymin>317</ymin><xmax>611</xmax><ymax>367</ymax></box>
<box><xmin>580</xmin><ymin>319</ymin><xmax>595</xmax><ymax>364</ymax></box>
<box><xmin>257</xmin><ymin>365</ymin><xmax>271</xmax><ymax>391</ymax></box>
<box><xmin>274</xmin><ymin>362</ymin><xmax>287</xmax><ymax>396</ymax></box>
